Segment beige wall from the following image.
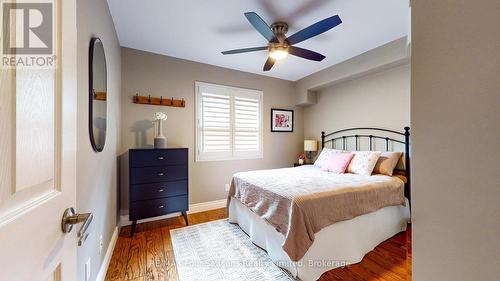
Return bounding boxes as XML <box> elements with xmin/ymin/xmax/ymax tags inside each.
<box><xmin>120</xmin><ymin>48</ymin><xmax>303</xmax><ymax>208</ymax></box>
<box><xmin>412</xmin><ymin>1</ymin><xmax>500</xmax><ymax>280</ymax></box>
<box><xmin>295</xmin><ymin>37</ymin><xmax>410</xmax><ymax>106</ymax></box>
<box><xmin>303</xmin><ymin>64</ymin><xmax>410</xmax><ymax>140</ymax></box>
<box><xmin>76</xmin><ymin>0</ymin><xmax>121</xmax><ymax>280</ymax></box>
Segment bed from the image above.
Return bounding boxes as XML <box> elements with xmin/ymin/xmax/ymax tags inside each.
<box><xmin>227</xmin><ymin>127</ymin><xmax>411</xmax><ymax>281</ymax></box>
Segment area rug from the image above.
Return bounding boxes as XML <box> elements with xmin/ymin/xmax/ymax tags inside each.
<box><xmin>170</xmin><ymin>219</ymin><xmax>296</xmax><ymax>281</ymax></box>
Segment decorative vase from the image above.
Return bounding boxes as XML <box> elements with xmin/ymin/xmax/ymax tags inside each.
<box><xmin>298</xmin><ymin>158</ymin><xmax>304</xmax><ymax>165</ymax></box>
<box><xmin>154</xmin><ymin>119</ymin><xmax>167</xmax><ymax>148</ymax></box>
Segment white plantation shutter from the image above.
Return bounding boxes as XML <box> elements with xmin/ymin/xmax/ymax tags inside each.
<box><xmin>196</xmin><ymin>82</ymin><xmax>263</xmax><ymax>161</ymax></box>
<box><xmin>234</xmin><ymin>94</ymin><xmax>260</xmax><ymax>155</ymax></box>
<box><xmin>201</xmin><ymin>92</ymin><xmax>231</xmax><ymax>152</ymax></box>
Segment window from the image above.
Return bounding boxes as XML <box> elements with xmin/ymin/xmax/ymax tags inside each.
<box><xmin>195</xmin><ymin>82</ymin><xmax>263</xmax><ymax>161</ymax></box>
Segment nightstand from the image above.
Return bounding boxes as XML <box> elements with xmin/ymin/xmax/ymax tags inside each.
<box><xmin>294</xmin><ymin>163</ymin><xmax>313</xmax><ymax>167</ymax></box>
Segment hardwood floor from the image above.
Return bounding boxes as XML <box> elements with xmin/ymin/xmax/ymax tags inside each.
<box><xmin>105</xmin><ymin>209</ymin><xmax>227</xmax><ymax>281</ymax></box>
<box><xmin>105</xmin><ymin>209</ymin><xmax>411</xmax><ymax>281</ymax></box>
<box><xmin>319</xmin><ymin>225</ymin><xmax>411</xmax><ymax>281</ymax></box>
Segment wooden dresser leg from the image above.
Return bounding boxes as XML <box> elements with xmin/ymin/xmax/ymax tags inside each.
<box><xmin>130</xmin><ymin>220</ymin><xmax>137</xmax><ymax>237</ymax></box>
<box><xmin>182</xmin><ymin>211</ymin><xmax>189</xmax><ymax>226</ymax></box>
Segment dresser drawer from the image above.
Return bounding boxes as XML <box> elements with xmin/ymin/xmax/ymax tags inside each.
<box><xmin>130</xmin><ymin>165</ymin><xmax>187</xmax><ymax>184</ymax></box>
<box><xmin>130</xmin><ymin>180</ymin><xmax>188</xmax><ymax>202</ymax></box>
<box><xmin>129</xmin><ymin>195</ymin><xmax>188</xmax><ymax>220</ymax></box>
<box><xmin>130</xmin><ymin>149</ymin><xmax>187</xmax><ymax>167</ymax></box>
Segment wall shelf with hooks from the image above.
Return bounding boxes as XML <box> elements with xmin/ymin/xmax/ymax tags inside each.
<box><xmin>93</xmin><ymin>91</ymin><xmax>107</xmax><ymax>101</ymax></box>
<box><xmin>133</xmin><ymin>94</ymin><xmax>185</xmax><ymax>108</ymax></box>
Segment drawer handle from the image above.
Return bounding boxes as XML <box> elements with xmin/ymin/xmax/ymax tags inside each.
<box><xmin>158</xmin><ymin>189</ymin><xmax>164</xmax><ymax>192</ymax></box>
<box><xmin>158</xmin><ymin>172</ymin><xmax>165</xmax><ymax>176</ymax></box>
<box><xmin>158</xmin><ymin>156</ymin><xmax>165</xmax><ymax>160</ymax></box>
<box><xmin>158</xmin><ymin>205</ymin><xmax>164</xmax><ymax>209</ymax></box>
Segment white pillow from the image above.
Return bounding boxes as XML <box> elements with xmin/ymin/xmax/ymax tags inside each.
<box><xmin>313</xmin><ymin>148</ymin><xmax>342</xmax><ymax>168</ymax></box>
<box><xmin>347</xmin><ymin>151</ymin><xmax>382</xmax><ymax>176</ymax></box>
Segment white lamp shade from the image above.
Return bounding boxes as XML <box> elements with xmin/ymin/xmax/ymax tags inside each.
<box><xmin>304</xmin><ymin>140</ymin><xmax>318</xmax><ymax>152</ymax></box>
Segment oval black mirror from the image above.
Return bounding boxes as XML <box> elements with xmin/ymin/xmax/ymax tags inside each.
<box><xmin>89</xmin><ymin>37</ymin><xmax>107</xmax><ymax>152</ymax></box>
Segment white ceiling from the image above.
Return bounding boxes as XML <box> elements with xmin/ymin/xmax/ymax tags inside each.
<box><xmin>107</xmin><ymin>0</ymin><xmax>409</xmax><ymax>81</ymax></box>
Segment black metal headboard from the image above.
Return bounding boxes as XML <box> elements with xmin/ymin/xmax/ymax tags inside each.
<box><xmin>321</xmin><ymin>127</ymin><xmax>411</xmax><ymax>203</ymax></box>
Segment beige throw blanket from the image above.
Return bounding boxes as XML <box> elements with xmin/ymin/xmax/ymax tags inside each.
<box><xmin>228</xmin><ymin>166</ymin><xmax>405</xmax><ymax>261</ymax></box>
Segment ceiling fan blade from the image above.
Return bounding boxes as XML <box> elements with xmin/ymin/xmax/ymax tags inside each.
<box><xmin>244</xmin><ymin>12</ymin><xmax>276</xmax><ymax>42</ymax></box>
<box><xmin>288</xmin><ymin>46</ymin><xmax>326</xmax><ymax>61</ymax></box>
<box><xmin>286</xmin><ymin>15</ymin><xmax>342</xmax><ymax>45</ymax></box>
<box><xmin>263</xmin><ymin>57</ymin><xmax>275</xmax><ymax>71</ymax></box>
<box><xmin>222</xmin><ymin>46</ymin><xmax>268</xmax><ymax>55</ymax></box>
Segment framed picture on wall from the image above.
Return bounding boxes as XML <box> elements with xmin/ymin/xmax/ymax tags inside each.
<box><xmin>271</xmin><ymin>108</ymin><xmax>294</xmax><ymax>132</ymax></box>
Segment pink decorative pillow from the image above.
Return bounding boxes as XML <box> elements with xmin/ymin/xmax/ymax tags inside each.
<box><xmin>322</xmin><ymin>153</ymin><xmax>354</xmax><ymax>173</ymax></box>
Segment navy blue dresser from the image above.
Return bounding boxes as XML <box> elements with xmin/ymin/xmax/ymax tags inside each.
<box><xmin>126</xmin><ymin>147</ymin><xmax>188</xmax><ymax>236</ymax></box>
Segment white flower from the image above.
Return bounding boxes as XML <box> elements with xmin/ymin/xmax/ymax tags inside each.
<box><xmin>154</xmin><ymin>112</ymin><xmax>168</xmax><ymax>121</ymax></box>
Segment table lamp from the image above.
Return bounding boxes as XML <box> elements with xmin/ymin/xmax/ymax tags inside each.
<box><xmin>304</xmin><ymin>140</ymin><xmax>318</xmax><ymax>163</ymax></box>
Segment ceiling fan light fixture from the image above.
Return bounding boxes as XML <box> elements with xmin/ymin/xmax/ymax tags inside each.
<box><xmin>221</xmin><ymin>12</ymin><xmax>341</xmax><ymax>71</ymax></box>
<box><xmin>269</xmin><ymin>46</ymin><xmax>289</xmax><ymax>60</ymax></box>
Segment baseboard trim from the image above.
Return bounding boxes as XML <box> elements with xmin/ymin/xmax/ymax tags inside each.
<box><xmin>95</xmin><ymin>226</ymin><xmax>119</xmax><ymax>281</ymax></box>
<box><xmin>188</xmin><ymin>199</ymin><xmax>226</xmax><ymax>214</ymax></box>
<box><xmin>119</xmin><ymin>198</ymin><xmax>227</xmax><ymax>226</ymax></box>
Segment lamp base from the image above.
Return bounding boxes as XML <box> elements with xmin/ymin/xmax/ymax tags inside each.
<box><xmin>305</xmin><ymin>151</ymin><xmax>315</xmax><ymax>163</ymax></box>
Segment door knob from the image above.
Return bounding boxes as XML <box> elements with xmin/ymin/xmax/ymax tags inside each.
<box><xmin>61</xmin><ymin>208</ymin><xmax>93</xmax><ymax>246</ymax></box>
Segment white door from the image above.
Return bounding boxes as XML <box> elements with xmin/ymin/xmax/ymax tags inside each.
<box><xmin>0</xmin><ymin>0</ymin><xmax>78</xmax><ymax>280</ymax></box>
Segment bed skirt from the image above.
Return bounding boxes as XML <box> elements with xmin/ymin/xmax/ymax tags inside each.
<box><xmin>228</xmin><ymin>197</ymin><xmax>410</xmax><ymax>281</ymax></box>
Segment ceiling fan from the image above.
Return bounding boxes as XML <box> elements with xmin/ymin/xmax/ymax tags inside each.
<box><xmin>221</xmin><ymin>12</ymin><xmax>342</xmax><ymax>71</ymax></box>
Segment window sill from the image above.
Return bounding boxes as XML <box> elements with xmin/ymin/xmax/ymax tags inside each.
<box><xmin>195</xmin><ymin>155</ymin><xmax>264</xmax><ymax>162</ymax></box>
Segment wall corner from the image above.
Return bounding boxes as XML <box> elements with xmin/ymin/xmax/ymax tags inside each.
<box><xmin>295</xmin><ymin>90</ymin><xmax>317</xmax><ymax>107</ymax></box>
